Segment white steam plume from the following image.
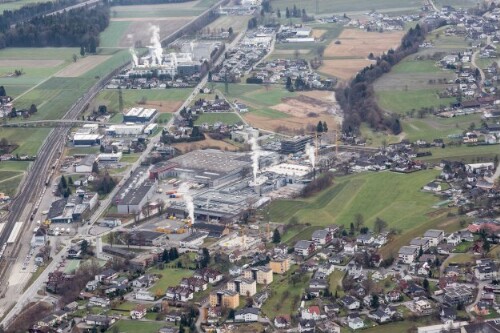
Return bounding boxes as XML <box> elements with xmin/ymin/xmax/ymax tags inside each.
<box><xmin>129</xmin><ymin>47</ymin><xmax>138</xmax><ymax>67</ymax></box>
<box><xmin>249</xmin><ymin>137</ymin><xmax>260</xmax><ymax>182</ymax></box>
<box><xmin>178</xmin><ymin>183</ymin><xmax>194</xmax><ymax>224</ymax></box>
<box><xmin>149</xmin><ymin>25</ymin><xmax>163</xmax><ymax>66</ymax></box>
<box><xmin>305</xmin><ymin>143</ymin><xmax>315</xmax><ymax>169</ymax></box>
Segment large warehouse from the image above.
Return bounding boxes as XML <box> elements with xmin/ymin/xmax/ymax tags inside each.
<box><xmin>114</xmin><ymin>167</ymin><xmax>158</xmax><ymax>214</ymax></box>
<box><xmin>73</xmin><ymin>134</ymin><xmax>102</xmax><ymax>147</ymax></box>
<box><xmin>149</xmin><ymin>149</ymin><xmax>252</xmax><ymax>187</ymax></box>
<box><xmin>123</xmin><ymin>107</ymin><xmax>158</xmax><ymax>123</ymax></box>
<box><xmin>106</xmin><ymin>124</ymin><xmax>145</xmax><ymax>137</ymax></box>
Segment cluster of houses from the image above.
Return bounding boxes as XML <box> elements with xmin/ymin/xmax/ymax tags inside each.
<box><xmin>211</xmin><ymin>27</ymin><xmax>274</xmax><ymax>82</ymax></box>
<box><xmin>345</xmin><ymin>11</ymin><xmax>416</xmax><ymax>32</ymax></box>
<box><xmin>248</xmin><ymin>58</ymin><xmax>335</xmax><ymax>90</ymax></box>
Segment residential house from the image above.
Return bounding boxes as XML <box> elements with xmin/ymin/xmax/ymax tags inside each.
<box><xmin>414</xmin><ymin>298</ymin><xmax>433</xmax><ymax>315</ymax></box>
<box><xmin>274</xmin><ymin>315</ymin><xmax>291</xmax><ymax>328</ymax></box>
<box><xmin>180</xmin><ymin>277</ymin><xmax>207</xmax><ymax>292</ymax></box>
<box><xmin>410</xmin><ymin>237</ymin><xmax>430</xmax><ymax>252</ymax></box>
<box><xmin>475</xmin><ymin>260</ymin><xmax>498</xmax><ymax>280</ymax></box>
<box><xmin>368</xmin><ymin>308</ymin><xmax>391</xmax><ymax>323</ymax></box>
<box><xmin>341</xmin><ymin>295</ymin><xmax>360</xmax><ymax>310</ymax></box>
<box><xmin>243</xmin><ymin>266</ymin><xmax>273</xmax><ymax>285</ymax></box>
<box><xmin>235</xmin><ymin>308</ymin><xmax>259</xmax><ymax>322</ymax></box>
<box><xmin>227</xmin><ymin>277</ymin><xmax>257</xmax><ymax>296</ymax></box>
<box><xmin>95</xmin><ymin>269</ymin><xmax>118</xmax><ymax>283</ymax></box>
<box><xmin>346</xmin><ymin>262</ymin><xmax>363</xmax><ymax>277</ymax></box>
<box><xmin>85</xmin><ymin>315</ymin><xmax>115</xmax><ymax>327</ymax></box>
<box><xmin>135</xmin><ymin>289</ymin><xmax>155</xmax><ymax>301</ymax></box>
<box><xmin>209</xmin><ymin>289</ymin><xmax>239</xmax><ymax>309</ymax></box>
<box><xmin>132</xmin><ymin>274</ymin><xmax>155</xmax><ymax>288</ymax></box>
<box><xmin>423</xmin><ymin>182</ymin><xmax>442</xmax><ymax>192</ymax></box>
<box><xmin>440</xmin><ymin>307</ymin><xmax>457</xmax><ymax>323</ymax></box>
<box><xmin>88</xmin><ymin>297</ymin><xmax>110</xmax><ymax>308</ymax></box>
<box><xmin>298</xmin><ymin>319</ymin><xmax>316</xmax><ymax>333</ymax></box>
<box><xmin>295</xmin><ymin>240</ymin><xmax>316</xmax><ymax>256</ymax></box>
<box><xmin>398</xmin><ymin>246</ymin><xmax>419</xmax><ymax>264</ymax></box>
<box><xmin>301</xmin><ymin>306</ymin><xmax>321</xmax><ymax>320</ymax></box>
<box><xmin>252</xmin><ymin>290</ymin><xmax>269</xmax><ymax>308</ymax></box>
<box><xmin>348</xmin><ymin>316</ymin><xmax>364</xmax><ymax>330</ymax></box>
<box><xmin>165</xmin><ymin>286</ymin><xmax>193</xmax><ymax>302</ymax></box>
<box><xmin>344</xmin><ymin>242</ymin><xmax>358</xmax><ymax>254</ymax></box>
<box><xmin>193</xmin><ymin>268</ymin><xmax>224</xmax><ymax>284</ymax></box>
<box><xmin>269</xmin><ymin>256</ymin><xmax>290</xmax><ymax>274</ymax></box>
<box><xmin>311</xmin><ymin>229</ymin><xmax>332</xmax><ymax>245</ymax></box>
<box><xmin>31</xmin><ymin>228</ymin><xmax>48</xmax><ymax>247</ymax></box>
<box><xmin>357</xmin><ymin>233</ymin><xmax>374</xmax><ymax>245</ymax></box>
<box><xmin>130</xmin><ymin>305</ymin><xmax>147</xmax><ymax>320</ymax></box>
<box><xmin>423</xmin><ymin>229</ymin><xmax>444</xmax><ymax>247</ymax></box>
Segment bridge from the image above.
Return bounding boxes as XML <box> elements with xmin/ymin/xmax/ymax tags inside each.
<box><xmin>1</xmin><ymin>119</ymin><xmax>102</xmax><ymax>128</ymax></box>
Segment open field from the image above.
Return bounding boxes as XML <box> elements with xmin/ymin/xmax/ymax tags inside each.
<box><xmin>213</xmin><ymin>83</ymin><xmax>339</xmax><ymax>133</ymax></box>
<box><xmin>321</xmin><ymin>59</ymin><xmax>374</xmax><ymax>80</ymax></box>
<box><xmin>206</xmin><ymin>14</ymin><xmax>251</xmax><ymax>33</ymax></box>
<box><xmin>261</xmin><ymin>266</ymin><xmax>309</xmax><ymax>319</ymax></box>
<box><xmin>99</xmin><ymin>21</ymin><xmax>132</xmax><ymax>48</ymax></box>
<box><xmin>0</xmin><ymin>0</ymin><xmax>55</xmax><ymax>11</ymax></box>
<box><xmin>194</xmin><ymin>112</ymin><xmax>242</xmax><ymax>125</ymax></box>
<box><xmin>55</xmin><ymin>56</ymin><xmax>111</xmax><ymax>78</ymax></box>
<box><xmin>112</xmin><ymin>17</ymin><xmax>193</xmax><ymax>48</ymax></box>
<box><xmin>111</xmin><ymin>0</ymin><xmax>218</xmax><ymax>18</ymax></box>
<box><xmin>376</xmin><ymin>89</ymin><xmax>455</xmax><ymax>114</ymax></box>
<box><xmin>269</xmin><ymin>170</ymin><xmax>442</xmax><ymax>234</ymax></box>
<box><xmin>92</xmin><ymin>88</ymin><xmax>192</xmax><ymax>114</ymax></box>
<box><xmin>172</xmin><ymin>136</ymin><xmax>240</xmax><ymax>153</ymax></box>
<box><xmin>107</xmin><ymin>320</ymin><xmax>166</xmax><ymax>333</ymax></box>
<box><xmin>0</xmin><ymin>128</ymin><xmax>51</xmax><ymax>156</ymax></box>
<box><xmin>270</xmin><ymin>0</ymin><xmax>421</xmax><ymax>15</ymax></box>
<box><xmin>324</xmin><ymin>29</ymin><xmax>404</xmax><ymax>58</ymax></box>
<box><xmin>0</xmin><ymin>161</ymin><xmax>29</xmax><ymax>196</ymax></box>
<box><xmin>418</xmin><ymin>144</ymin><xmax>500</xmax><ymax>163</ymax></box>
<box><xmin>148</xmin><ymin>267</ymin><xmax>192</xmax><ymax>292</ymax></box>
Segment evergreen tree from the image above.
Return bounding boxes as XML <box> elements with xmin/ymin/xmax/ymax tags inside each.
<box><xmin>29</xmin><ymin>104</ymin><xmax>37</xmax><ymax>114</ymax></box>
<box><xmin>272</xmin><ymin>229</ymin><xmax>281</xmax><ymax>243</ymax></box>
<box><xmin>80</xmin><ymin>45</ymin><xmax>85</xmax><ymax>57</ymax></box>
<box><xmin>370</xmin><ymin>294</ymin><xmax>379</xmax><ymax>308</ymax></box>
<box><xmin>423</xmin><ymin>278</ymin><xmax>429</xmax><ymax>292</ymax></box>
<box><xmin>68</xmin><ymin>176</ymin><xmax>73</xmax><ymax>186</ymax></box>
<box><xmin>285</xmin><ymin>7</ymin><xmax>290</xmax><ymax>18</ymax></box>
<box><xmin>322</xmin><ymin>121</ymin><xmax>328</xmax><ymax>132</ymax></box>
<box><xmin>92</xmin><ymin>161</ymin><xmax>99</xmax><ymax>174</ymax></box>
<box><xmin>60</xmin><ymin>175</ymin><xmax>67</xmax><ymax>189</ymax></box>
<box><xmin>277</xmin><ymin>9</ymin><xmax>281</xmax><ymax>18</ymax></box>
<box><xmin>316</xmin><ymin>121</ymin><xmax>324</xmax><ymax>133</ymax></box>
<box><xmin>0</xmin><ymin>86</ymin><xmax>6</xmax><ymax>97</ymax></box>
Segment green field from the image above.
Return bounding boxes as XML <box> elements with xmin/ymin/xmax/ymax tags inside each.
<box><xmin>376</xmin><ymin>89</ymin><xmax>455</xmax><ymax>115</ymax></box>
<box><xmin>418</xmin><ymin>144</ymin><xmax>500</xmax><ymax>163</ymax></box>
<box><xmin>148</xmin><ymin>267</ymin><xmax>192</xmax><ymax>292</ymax></box>
<box><xmin>93</xmin><ymin>88</ymin><xmax>192</xmax><ymax>113</ymax></box>
<box><xmin>270</xmin><ymin>0</ymin><xmax>421</xmax><ymax>15</ymax></box>
<box><xmin>107</xmin><ymin>320</ymin><xmax>166</xmax><ymax>333</ymax></box>
<box><xmin>0</xmin><ymin>0</ymin><xmax>55</xmax><ymax>11</ymax></box>
<box><xmin>110</xmin><ymin>0</ymin><xmax>219</xmax><ymax>18</ymax></box>
<box><xmin>99</xmin><ymin>21</ymin><xmax>132</xmax><ymax>48</ymax></box>
<box><xmin>0</xmin><ymin>128</ymin><xmax>51</xmax><ymax>155</ymax></box>
<box><xmin>269</xmin><ymin>170</ymin><xmax>441</xmax><ymax>231</ymax></box>
<box><xmin>261</xmin><ymin>266</ymin><xmax>309</xmax><ymax>319</ymax></box>
<box><xmin>194</xmin><ymin>112</ymin><xmax>242</xmax><ymax>125</ymax></box>
<box><xmin>0</xmin><ymin>174</ymin><xmax>23</xmax><ymax>196</ymax></box>
<box><xmin>391</xmin><ymin>60</ymin><xmax>439</xmax><ymax>74</ymax></box>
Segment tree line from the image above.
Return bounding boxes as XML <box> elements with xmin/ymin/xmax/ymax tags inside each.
<box><xmin>336</xmin><ymin>23</ymin><xmax>443</xmax><ymax>136</ymax></box>
<box><xmin>111</xmin><ymin>0</ymin><xmax>194</xmax><ymax>5</ymax></box>
<box><xmin>0</xmin><ymin>4</ymin><xmax>110</xmax><ymax>49</ymax></box>
<box><xmin>0</xmin><ymin>0</ymin><xmax>78</xmax><ymax>32</ymax></box>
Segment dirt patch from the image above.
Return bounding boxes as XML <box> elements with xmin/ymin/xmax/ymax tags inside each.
<box><xmin>321</xmin><ymin>59</ymin><xmax>375</xmax><ymax>80</ymax></box>
<box><xmin>325</xmin><ymin>29</ymin><xmax>404</xmax><ymax>58</ymax></box>
<box><xmin>0</xmin><ymin>59</ymin><xmax>63</xmax><ymax>68</ymax></box>
<box><xmin>173</xmin><ymin>136</ymin><xmax>240</xmax><ymax>153</ymax></box>
<box><xmin>243</xmin><ymin>93</ymin><xmax>340</xmax><ymax>134</ymax></box>
<box><xmin>312</xmin><ymin>29</ymin><xmax>327</xmax><ymax>39</ymax></box>
<box><xmin>119</xmin><ymin>17</ymin><xmax>192</xmax><ymax>47</ymax></box>
<box><xmin>55</xmin><ymin>56</ymin><xmax>111</xmax><ymax>77</ymax></box>
<box><xmin>143</xmin><ymin>100</ymin><xmax>183</xmax><ymax>113</ymax></box>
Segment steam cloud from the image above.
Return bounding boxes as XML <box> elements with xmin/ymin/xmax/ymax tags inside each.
<box><xmin>306</xmin><ymin>143</ymin><xmax>316</xmax><ymax>169</ymax></box>
<box><xmin>178</xmin><ymin>183</ymin><xmax>194</xmax><ymax>224</ymax></box>
<box><xmin>129</xmin><ymin>47</ymin><xmax>138</xmax><ymax>67</ymax></box>
<box><xmin>249</xmin><ymin>137</ymin><xmax>260</xmax><ymax>182</ymax></box>
<box><xmin>149</xmin><ymin>25</ymin><xmax>163</xmax><ymax>66</ymax></box>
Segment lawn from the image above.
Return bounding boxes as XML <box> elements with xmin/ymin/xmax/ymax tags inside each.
<box><xmin>391</xmin><ymin>60</ymin><xmax>440</xmax><ymax>74</ymax></box>
<box><xmin>443</xmin><ymin>253</ymin><xmax>476</xmax><ymax>267</ymax></box>
<box><xmin>0</xmin><ymin>128</ymin><xmax>51</xmax><ymax>156</ymax></box>
<box><xmin>121</xmin><ymin>153</ymin><xmax>141</xmax><ymax>163</ymax></box>
<box><xmin>261</xmin><ymin>266</ymin><xmax>309</xmax><ymax>319</ymax></box>
<box><xmin>194</xmin><ymin>112</ymin><xmax>242</xmax><ymax>125</ymax></box>
<box><xmin>66</xmin><ymin>146</ymin><xmax>100</xmax><ymax>156</ymax></box>
<box><xmin>107</xmin><ymin>320</ymin><xmax>166</xmax><ymax>333</ymax></box>
<box><xmin>0</xmin><ymin>174</ymin><xmax>23</xmax><ymax>196</ymax></box>
<box><xmin>418</xmin><ymin>144</ymin><xmax>500</xmax><ymax>163</ymax></box>
<box><xmin>269</xmin><ymin>170</ymin><xmax>441</xmax><ymax>231</ymax></box>
<box><xmin>0</xmin><ymin>161</ymin><xmax>30</xmax><ymax>171</ymax></box>
<box><xmin>148</xmin><ymin>267</ymin><xmax>192</xmax><ymax>293</ymax></box>
<box><xmin>328</xmin><ymin>270</ymin><xmax>345</xmax><ymax>296</ymax></box>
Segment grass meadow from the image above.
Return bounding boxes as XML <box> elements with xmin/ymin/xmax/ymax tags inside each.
<box><xmin>194</xmin><ymin>112</ymin><xmax>242</xmax><ymax>125</ymax></box>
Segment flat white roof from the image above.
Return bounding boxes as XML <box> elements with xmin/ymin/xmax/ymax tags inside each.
<box><xmin>263</xmin><ymin>163</ymin><xmax>311</xmax><ymax>177</ymax></box>
<box><xmin>7</xmin><ymin>221</ymin><xmax>23</xmax><ymax>244</ymax></box>
<box><xmin>73</xmin><ymin>134</ymin><xmax>101</xmax><ymax>140</ymax></box>
<box><xmin>126</xmin><ymin>107</ymin><xmax>144</xmax><ymax>117</ymax></box>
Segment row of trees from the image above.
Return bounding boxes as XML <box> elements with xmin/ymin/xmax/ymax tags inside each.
<box><xmin>0</xmin><ymin>4</ymin><xmax>109</xmax><ymax>49</ymax></box>
<box><xmin>301</xmin><ymin>172</ymin><xmax>334</xmax><ymax>197</ymax></box>
<box><xmin>113</xmin><ymin>0</ymin><xmax>194</xmax><ymax>5</ymax></box>
<box><xmin>337</xmin><ymin>24</ymin><xmax>439</xmax><ymax>136</ymax></box>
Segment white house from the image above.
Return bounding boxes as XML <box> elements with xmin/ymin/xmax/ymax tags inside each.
<box><xmin>135</xmin><ymin>289</ymin><xmax>155</xmax><ymax>301</ymax></box>
<box><xmin>31</xmin><ymin>228</ymin><xmax>47</xmax><ymax>247</ymax></box>
<box><xmin>235</xmin><ymin>308</ymin><xmax>259</xmax><ymax>322</ymax></box>
<box><xmin>423</xmin><ymin>229</ymin><xmax>444</xmax><ymax>247</ymax></box>
<box><xmin>348</xmin><ymin>316</ymin><xmax>364</xmax><ymax>330</ymax></box>
<box><xmin>301</xmin><ymin>306</ymin><xmax>321</xmax><ymax>320</ymax></box>
<box><xmin>130</xmin><ymin>306</ymin><xmax>147</xmax><ymax>320</ymax></box>
<box><xmin>344</xmin><ymin>242</ymin><xmax>358</xmax><ymax>254</ymax></box>
<box><xmin>398</xmin><ymin>246</ymin><xmax>419</xmax><ymax>264</ymax></box>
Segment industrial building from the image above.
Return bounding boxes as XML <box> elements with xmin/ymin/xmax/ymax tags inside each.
<box><xmin>149</xmin><ymin>149</ymin><xmax>252</xmax><ymax>187</ymax></box>
<box><xmin>47</xmin><ymin>192</ymin><xmax>98</xmax><ymax>223</ymax></box>
<box><xmin>281</xmin><ymin>136</ymin><xmax>312</xmax><ymax>154</ymax></box>
<box><xmin>114</xmin><ymin>168</ymin><xmax>157</xmax><ymax>214</ymax></box>
<box><xmin>75</xmin><ymin>155</ymin><xmax>97</xmax><ymax>173</ymax></box>
<box><xmin>106</xmin><ymin>124</ymin><xmax>145</xmax><ymax>137</ymax></box>
<box><xmin>123</xmin><ymin>108</ymin><xmax>158</xmax><ymax>123</ymax></box>
<box><xmin>73</xmin><ymin>134</ymin><xmax>102</xmax><ymax>147</ymax></box>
